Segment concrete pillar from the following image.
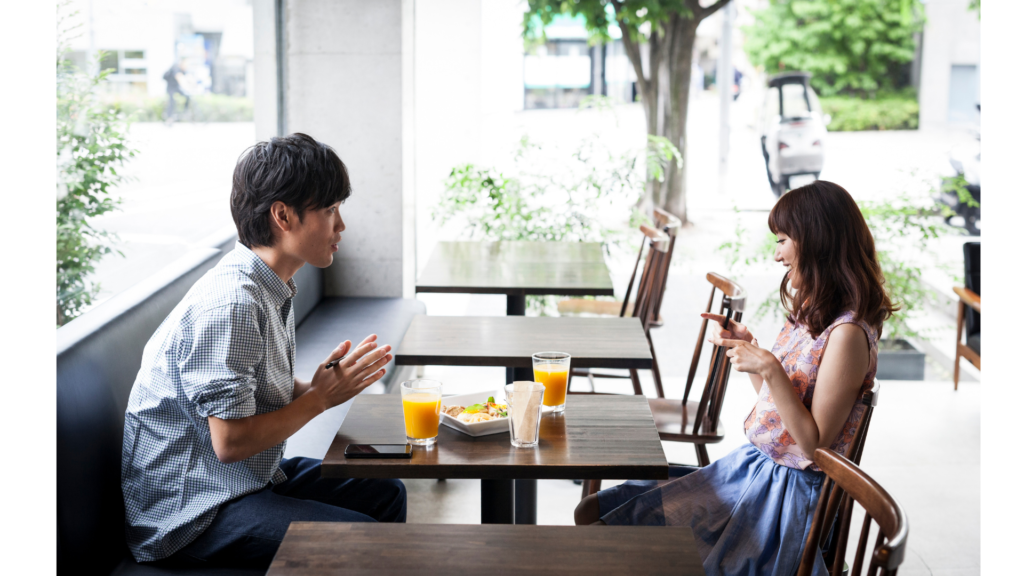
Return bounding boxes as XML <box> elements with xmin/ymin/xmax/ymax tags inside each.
<box><xmin>254</xmin><ymin>0</ymin><xmax>415</xmax><ymax>298</ymax></box>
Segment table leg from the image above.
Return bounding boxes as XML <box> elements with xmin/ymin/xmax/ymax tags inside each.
<box><xmin>515</xmin><ymin>479</ymin><xmax>537</xmax><ymax>524</ymax></box>
<box><xmin>480</xmin><ymin>479</ymin><xmax>514</xmax><ymax>524</ymax></box>
<box><xmin>506</xmin><ymin>294</ymin><xmax>528</xmax><ymax>383</ymax></box>
<box><xmin>504</xmin><ymin>293</ymin><xmax>538</xmax><ymax>525</ymax></box>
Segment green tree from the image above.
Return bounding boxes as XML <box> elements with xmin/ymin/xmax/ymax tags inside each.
<box><xmin>524</xmin><ymin>0</ymin><xmax>732</xmax><ymax>224</ymax></box>
<box><xmin>57</xmin><ymin>3</ymin><xmax>136</xmax><ymax>326</ymax></box>
<box><xmin>744</xmin><ymin>0</ymin><xmax>924</xmax><ymax>97</ymax></box>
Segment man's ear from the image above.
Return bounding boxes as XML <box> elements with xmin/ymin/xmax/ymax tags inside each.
<box><xmin>267</xmin><ymin>201</ymin><xmax>295</xmax><ymax>236</ymax></box>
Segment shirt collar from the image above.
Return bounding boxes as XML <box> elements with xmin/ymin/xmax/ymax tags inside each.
<box><xmin>234</xmin><ymin>242</ymin><xmax>298</xmax><ymax>307</ymax></box>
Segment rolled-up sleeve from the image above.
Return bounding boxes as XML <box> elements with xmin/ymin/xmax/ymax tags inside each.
<box><xmin>179</xmin><ymin>303</ymin><xmax>265</xmax><ymax>420</ymax></box>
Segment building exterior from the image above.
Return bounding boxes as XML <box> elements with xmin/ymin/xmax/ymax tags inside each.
<box><xmin>919</xmin><ymin>0</ymin><xmax>981</xmax><ymax>126</ymax></box>
<box><xmin>65</xmin><ymin>0</ymin><xmax>254</xmax><ymax>98</ymax></box>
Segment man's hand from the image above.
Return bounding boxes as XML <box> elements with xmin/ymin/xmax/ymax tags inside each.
<box><xmin>208</xmin><ymin>334</ymin><xmax>392</xmax><ymax>464</ymax></box>
<box><xmin>309</xmin><ymin>334</ymin><xmax>393</xmax><ymax>411</ymax></box>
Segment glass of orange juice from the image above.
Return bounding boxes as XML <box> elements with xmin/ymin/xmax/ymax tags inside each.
<box><xmin>532</xmin><ymin>351</ymin><xmax>571</xmax><ymax>413</ymax></box>
<box><xmin>400</xmin><ymin>379</ymin><xmax>442</xmax><ymax>446</ymax></box>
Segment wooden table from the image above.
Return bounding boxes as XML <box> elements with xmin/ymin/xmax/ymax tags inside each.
<box><xmin>394</xmin><ymin>316</ymin><xmax>653</xmax><ymax>370</ymax></box>
<box><xmin>416</xmin><ymin>241</ymin><xmax>615</xmax><ymax>316</ymax></box>
<box><xmin>323</xmin><ymin>395</ymin><xmax>668</xmax><ymax>524</ymax></box>
<box><xmin>268</xmin><ymin>522</ymin><xmax>705</xmax><ymax>575</ymax></box>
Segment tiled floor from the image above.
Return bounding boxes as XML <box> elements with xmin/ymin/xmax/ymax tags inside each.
<box><xmin>406</xmin><ymin>284</ymin><xmax>980</xmax><ymax>574</ymax></box>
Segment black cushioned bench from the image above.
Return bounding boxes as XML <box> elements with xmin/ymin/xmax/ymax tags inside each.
<box><xmin>57</xmin><ymin>239</ymin><xmax>424</xmax><ymax>575</ymax></box>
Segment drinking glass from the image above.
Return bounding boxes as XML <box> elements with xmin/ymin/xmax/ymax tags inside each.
<box><xmin>400</xmin><ymin>379</ymin><xmax>442</xmax><ymax>446</ymax></box>
<box><xmin>532</xmin><ymin>351</ymin><xmax>571</xmax><ymax>413</ymax></box>
<box><xmin>504</xmin><ymin>382</ymin><xmax>544</xmax><ymax>448</ymax></box>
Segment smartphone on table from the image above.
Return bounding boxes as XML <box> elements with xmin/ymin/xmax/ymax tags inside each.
<box><xmin>343</xmin><ymin>444</ymin><xmax>413</xmax><ymax>459</ymax></box>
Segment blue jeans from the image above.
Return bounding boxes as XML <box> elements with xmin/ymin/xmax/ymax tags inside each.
<box><xmin>164</xmin><ymin>457</ymin><xmax>406</xmax><ymax>568</ymax></box>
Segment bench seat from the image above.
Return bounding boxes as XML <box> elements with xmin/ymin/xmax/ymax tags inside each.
<box><xmin>57</xmin><ymin>242</ymin><xmax>425</xmax><ymax>575</ymax></box>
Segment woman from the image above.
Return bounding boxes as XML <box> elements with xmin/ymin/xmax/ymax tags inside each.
<box><xmin>574</xmin><ymin>181</ymin><xmax>896</xmax><ymax>575</ymax></box>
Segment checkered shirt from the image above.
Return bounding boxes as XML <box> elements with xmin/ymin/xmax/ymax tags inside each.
<box><xmin>121</xmin><ymin>243</ymin><xmax>298</xmax><ymax>562</ymax></box>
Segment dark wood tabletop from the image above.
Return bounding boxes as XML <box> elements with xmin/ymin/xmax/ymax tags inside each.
<box><xmin>322</xmin><ymin>395</ymin><xmax>668</xmax><ymax>480</ymax></box>
<box><xmin>415</xmin><ymin>241</ymin><xmax>616</xmax><ymax>296</ymax></box>
<box><xmin>268</xmin><ymin>522</ymin><xmax>705</xmax><ymax>575</ymax></box>
<box><xmin>394</xmin><ymin>315</ymin><xmax>653</xmax><ymax>369</ymax></box>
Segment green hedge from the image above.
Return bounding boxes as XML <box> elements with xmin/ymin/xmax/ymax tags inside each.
<box><xmin>819</xmin><ymin>92</ymin><xmax>919</xmax><ymax>131</ymax></box>
<box><xmin>100</xmin><ymin>93</ymin><xmax>254</xmax><ymax>122</ymax></box>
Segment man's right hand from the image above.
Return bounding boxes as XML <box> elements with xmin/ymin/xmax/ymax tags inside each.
<box><xmin>309</xmin><ymin>334</ymin><xmax>393</xmax><ymax>411</ymax></box>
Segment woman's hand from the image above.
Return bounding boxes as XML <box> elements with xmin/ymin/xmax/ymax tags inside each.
<box><xmin>701</xmin><ymin>313</ymin><xmax>755</xmax><ymax>344</ymax></box>
<box><xmin>718</xmin><ymin>339</ymin><xmax>781</xmax><ymax>378</ymax></box>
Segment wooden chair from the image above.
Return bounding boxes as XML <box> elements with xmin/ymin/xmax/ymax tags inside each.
<box><xmin>953</xmin><ymin>241</ymin><xmax>980</xmax><ymax>390</ymax></box>
<box><xmin>580</xmin><ymin>272</ymin><xmax>743</xmax><ymax>498</ymax></box>
<box><xmin>649</xmin><ymin>208</ymin><xmax>682</xmax><ymax>328</ymax></box>
<box><xmin>559</xmin><ymin>224</ymin><xmax>671</xmax><ymax>397</ymax></box>
<box><xmin>798</xmin><ymin>447</ymin><xmax>908</xmax><ymax>576</ymax></box>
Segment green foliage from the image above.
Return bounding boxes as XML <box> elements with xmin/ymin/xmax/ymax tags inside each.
<box><xmin>819</xmin><ymin>90</ymin><xmax>919</xmax><ymax>131</ymax></box>
<box><xmin>524</xmin><ymin>1</ymin><xmax>692</xmax><ymax>46</ymax></box>
<box><xmin>434</xmin><ymin>130</ymin><xmax>669</xmax><ymax>314</ymax></box>
<box><xmin>100</xmin><ymin>93</ymin><xmax>254</xmax><ymax>123</ymax></box>
<box><xmin>744</xmin><ymin>0</ymin><xmax>924</xmax><ymax>97</ymax></box>
<box><xmin>57</xmin><ymin>5</ymin><xmax>136</xmax><ymax>326</ymax></box>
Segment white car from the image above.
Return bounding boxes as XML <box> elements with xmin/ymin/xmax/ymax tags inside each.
<box><xmin>759</xmin><ymin>72</ymin><xmax>830</xmax><ymax>197</ymax></box>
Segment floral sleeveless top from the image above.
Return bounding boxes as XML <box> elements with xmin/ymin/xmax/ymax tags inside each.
<box><xmin>743</xmin><ymin>311</ymin><xmax>878</xmax><ymax>471</ymax></box>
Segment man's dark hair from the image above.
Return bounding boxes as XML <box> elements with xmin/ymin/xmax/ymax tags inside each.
<box><xmin>230</xmin><ymin>133</ymin><xmax>351</xmax><ymax>248</ymax></box>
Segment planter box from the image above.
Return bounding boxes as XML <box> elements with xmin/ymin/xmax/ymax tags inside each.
<box><xmin>876</xmin><ymin>339</ymin><xmax>926</xmax><ymax>381</ymax></box>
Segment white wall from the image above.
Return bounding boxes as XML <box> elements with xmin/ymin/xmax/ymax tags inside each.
<box><xmin>919</xmin><ymin>0</ymin><xmax>981</xmax><ymax>127</ymax></box>
<box><xmin>413</xmin><ymin>0</ymin><xmax>526</xmax><ymax>273</ymax></box>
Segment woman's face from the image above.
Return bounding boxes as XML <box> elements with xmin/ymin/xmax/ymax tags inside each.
<box><xmin>774</xmin><ymin>232</ymin><xmax>800</xmax><ymax>289</ymax></box>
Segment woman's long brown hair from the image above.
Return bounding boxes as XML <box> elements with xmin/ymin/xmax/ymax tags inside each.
<box><xmin>768</xmin><ymin>181</ymin><xmax>897</xmax><ymax>338</ymax></box>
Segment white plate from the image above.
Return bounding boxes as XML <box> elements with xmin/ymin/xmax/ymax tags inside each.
<box><xmin>440</xmin><ymin>390</ymin><xmax>509</xmax><ymax>437</ymax></box>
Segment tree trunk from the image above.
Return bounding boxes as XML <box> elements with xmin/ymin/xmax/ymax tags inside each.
<box><xmin>664</xmin><ymin>21</ymin><xmax>699</xmax><ymax>224</ymax></box>
<box><xmin>610</xmin><ymin>0</ymin><xmax>732</xmax><ymax>222</ymax></box>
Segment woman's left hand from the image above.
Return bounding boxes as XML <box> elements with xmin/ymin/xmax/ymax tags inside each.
<box><xmin>718</xmin><ymin>339</ymin><xmax>781</xmax><ymax>377</ymax></box>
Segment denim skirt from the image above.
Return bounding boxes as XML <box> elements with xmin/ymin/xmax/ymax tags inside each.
<box><xmin>598</xmin><ymin>443</ymin><xmax>828</xmax><ymax>576</ymax></box>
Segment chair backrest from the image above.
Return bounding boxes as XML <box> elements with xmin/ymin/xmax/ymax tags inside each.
<box><xmin>620</xmin><ymin>224</ymin><xmax>670</xmax><ymax>331</ymax></box>
<box><xmin>799</xmin><ymin>448</ymin><xmax>908</xmax><ymax>576</ymax></box>
<box><xmin>684</xmin><ymin>273</ymin><xmax>746</xmax><ymax>437</ymax></box>
<box><xmin>816</xmin><ymin>381</ymin><xmax>880</xmax><ymax>570</ymax></box>
<box><xmin>650</xmin><ymin>208</ymin><xmax>682</xmax><ymax>322</ymax></box>
<box><xmin>963</xmin><ymin>242</ymin><xmax>980</xmax><ymax>337</ymax></box>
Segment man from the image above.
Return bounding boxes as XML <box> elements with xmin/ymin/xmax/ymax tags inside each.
<box><xmin>163</xmin><ymin>57</ymin><xmax>190</xmax><ymax>122</ymax></box>
<box><xmin>121</xmin><ymin>133</ymin><xmax>406</xmax><ymax>568</ymax></box>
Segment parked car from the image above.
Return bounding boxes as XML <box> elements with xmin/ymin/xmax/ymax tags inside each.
<box><xmin>759</xmin><ymin>72</ymin><xmax>830</xmax><ymax>197</ymax></box>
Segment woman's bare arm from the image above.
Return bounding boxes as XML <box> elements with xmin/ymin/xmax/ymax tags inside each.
<box><xmin>756</xmin><ymin>324</ymin><xmax>869</xmax><ymax>456</ymax></box>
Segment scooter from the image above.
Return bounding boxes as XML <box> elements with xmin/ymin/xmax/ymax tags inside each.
<box><xmin>938</xmin><ymin>105</ymin><xmax>980</xmax><ymax>236</ymax></box>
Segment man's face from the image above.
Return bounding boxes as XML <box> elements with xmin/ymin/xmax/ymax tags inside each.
<box><xmin>285</xmin><ymin>201</ymin><xmax>346</xmax><ymax>268</ymax></box>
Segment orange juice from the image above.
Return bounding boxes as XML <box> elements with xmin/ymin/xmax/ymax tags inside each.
<box><xmin>533</xmin><ymin>363</ymin><xmax>569</xmax><ymax>406</ymax></box>
<box><xmin>402</xmin><ymin>393</ymin><xmax>441</xmax><ymax>439</ymax></box>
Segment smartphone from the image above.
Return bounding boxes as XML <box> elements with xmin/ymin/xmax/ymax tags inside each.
<box><xmin>344</xmin><ymin>444</ymin><xmax>413</xmax><ymax>459</ymax></box>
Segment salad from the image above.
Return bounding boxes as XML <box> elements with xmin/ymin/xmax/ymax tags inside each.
<box><xmin>442</xmin><ymin>396</ymin><xmax>508</xmax><ymax>423</ymax></box>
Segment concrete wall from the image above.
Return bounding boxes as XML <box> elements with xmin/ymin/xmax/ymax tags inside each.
<box><xmin>919</xmin><ymin>0</ymin><xmax>981</xmax><ymax>127</ymax></box>
<box><xmin>252</xmin><ymin>0</ymin><xmax>525</xmax><ymax>295</ymax></box>
<box><xmin>254</xmin><ymin>0</ymin><xmax>415</xmax><ymax>298</ymax></box>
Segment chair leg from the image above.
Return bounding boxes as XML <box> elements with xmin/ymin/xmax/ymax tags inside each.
<box><xmin>587</xmin><ymin>372</ymin><xmax>596</xmax><ymax>393</ymax></box>
<box><xmin>650</xmin><ymin>346</ymin><xmax>665</xmax><ymax>399</ymax></box>
<box><xmin>953</xmin><ymin>351</ymin><xmax>961</xmax><ymax>391</ymax></box>
<box><xmin>696</xmin><ymin>444</ymin><xmax>710</xmax><ymax>467</ymax></box>
<box><xmin>629</xmin><ymin>369</ymin><xmax>643</xmax><ymax>396</ymax></box>
<box><xmin>581</xmin><ymin>479</ymin><xmax>602</xmax><ymax>500</ymax></box>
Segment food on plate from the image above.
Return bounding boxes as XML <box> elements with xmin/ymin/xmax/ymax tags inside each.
<box><xmin>442</xmin><ymin>396</ymin><xmax>508</xmax><ymax>424</ymax></box>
